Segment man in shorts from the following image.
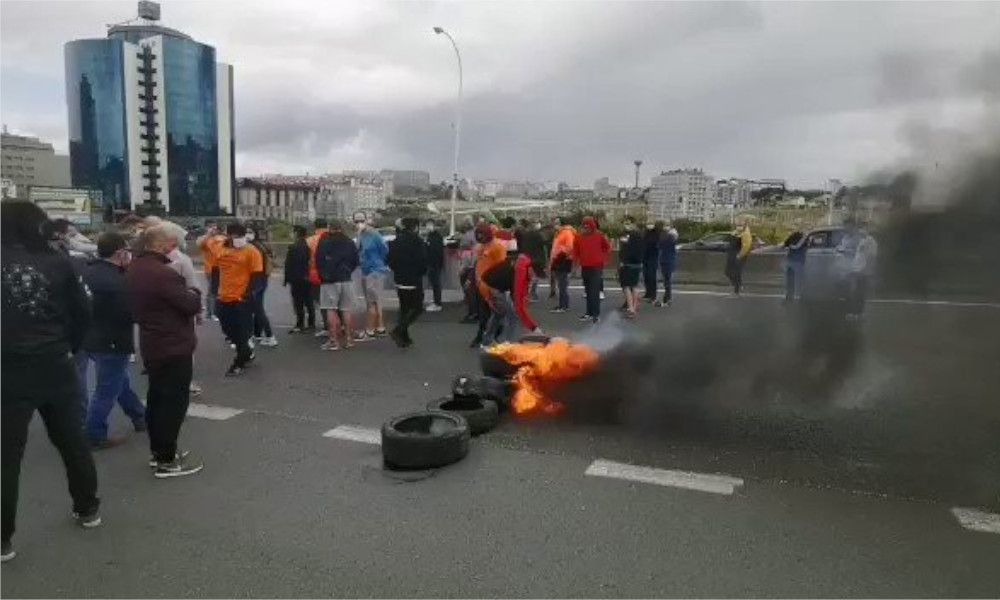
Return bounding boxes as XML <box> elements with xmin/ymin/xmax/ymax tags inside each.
<box><xmin>355</xmin><ymin>217</ymin><xmax>390</xmax><ymax>340</ymax></box>
<box><xmin>315</xmin><ymin>222</ymin><xmax>359</xmax><ymax>351</ymax></box>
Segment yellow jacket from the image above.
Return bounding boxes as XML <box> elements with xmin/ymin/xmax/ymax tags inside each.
<box><xmin>738</xmin><ymin>228</ymin><xmax>753</xmax><ymax>260</ymax></box>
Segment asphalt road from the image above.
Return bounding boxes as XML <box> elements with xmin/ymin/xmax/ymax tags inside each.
<box><xmin>3</xmin><ymin>282</ymin><xmax>999</xmax><ymax>598</ymax></box>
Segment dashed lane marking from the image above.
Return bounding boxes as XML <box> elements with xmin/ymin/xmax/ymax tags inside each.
<box><xmin>951</xmin><ymin>507</ymin><xmax>1000</xmax><ymax>534</ymax></box>
<box><xmin>323</xmin><ymin>425</ymin><xmax>381</xmax><ymax>445</ymax></box>
<box><xmin>585</xmin><ymin>458</ymin><xmax>744</xmax><ymax>495</ymax></box>
<box><xmin>187</xmin><ymin>402</ymin><xmax>244</xmax><ymax>420</ymax></box>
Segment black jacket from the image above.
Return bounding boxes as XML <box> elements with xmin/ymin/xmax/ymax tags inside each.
<box><xmin>519</xmin><ymin>228</ymin><xmax>546</xmax><ymax>264</ymax></box>
<box><xmin>315</xmin><ymin>233</ymin><xmax>359</xmax><ymax>284</ymax></box>
<box><xmin>482</xmin><ymin>260</ymin><xmax>514</xmax><ymax>292</ymax></box>
<box><xmin>643</xmin><ymin>230</ymin><xmax>660</xmax><ymax>263</ymax></box>
<box><xmin>620</xmin><ymin>231</ymin><xmax>644</xmax><ymax>266</ymax></box>
<box><xmin>1</xmin><ymin>243</ymin><xmax>91</xmax><ymax>362</ymax></box>
<box><xmin>425</xmin><ymin>230</ymin><xmax>445</xmax><ymax>270</ymax></box>
<box><xmin>387</xmin><ymin>230</ymin><xmax>427</xmax><ymax>287</ymax></box>
<box><xmin>82</xmin><ymin>259</ymin><xmax>134</xmax><ymax>354</ymax></box>
<box><xmin>284</xmin><ymin>237</ymin><xmax>311</xmax><ymax>284</ymax></box>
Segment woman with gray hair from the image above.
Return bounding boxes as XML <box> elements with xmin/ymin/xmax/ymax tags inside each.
<box><xmin>143</xmin><ymin>220</ymin><xmax>204</xmax><ymax>395</ymax></box>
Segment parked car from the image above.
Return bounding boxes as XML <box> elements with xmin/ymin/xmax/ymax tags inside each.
<box><xmin>677</xmin><ymin>231</ymin><xmax>766</xmax><ymax>252</ymax></box>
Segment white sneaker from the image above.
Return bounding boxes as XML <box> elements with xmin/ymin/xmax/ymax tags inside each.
<box><xmin>314</xmin><ymin>329</ymin><xmax>328</xmax><ymax>338</ymax></box>
<box><xmin>259</xmin><ymin>336</ymin><xmax>279</xmax><ymax>347</ymax></box>
<box><xmin>426</xmin><ymin>304</ymin><xmax>443</xmax><ymax>312</ymax></box>
<box><xmin>599</xmin><ymin>291</ymin><xmax>606</xmax><ymax>300</ymax></box>
<box><xmin>247</xmin><ymin>339</ymin><xmax>255</xmax><ymax>349</ymax></box>
<box><xmin>211</xmin><ymin>315</ymin><xmax>220</xmax><ymax>322</ymax></box>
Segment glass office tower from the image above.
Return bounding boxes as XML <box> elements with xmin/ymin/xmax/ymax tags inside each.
<box><xmin>64</xmin><ymin>2</ymin><xmax>234</xmax><ymax>215</ymax></box>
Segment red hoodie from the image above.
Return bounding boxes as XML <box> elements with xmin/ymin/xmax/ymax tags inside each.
<box><xmin>574</xmin><ymin>219</ymin><xmax>611</xmax><ymax>268</ymax></box>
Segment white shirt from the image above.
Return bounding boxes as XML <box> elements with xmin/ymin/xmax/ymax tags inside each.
<box><xmin>167</xmin><ymin>248</ymin><xmax>199</xmax><ymax>291</ymax></box>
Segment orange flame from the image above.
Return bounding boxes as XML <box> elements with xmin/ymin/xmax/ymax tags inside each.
<box><xmin>488</xmin><ymin>339</ymin><xmax>600</xmax><ymax>416</ymax></box>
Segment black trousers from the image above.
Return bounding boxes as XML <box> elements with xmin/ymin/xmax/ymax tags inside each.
<box><xmin>660</xmin><ymin>262</ymin><xmax>674</xmax><ymax>303</ymax></box>
<box><xmin>554</xmin><ymin>270</ymin><xmax>570</xmax><ymax>310</ymax></box>
<box><xmin>145</xmin><ymin>355</ymin><xmax>193</xmax><ymax>463</ymax></box>
<box><xmin>394</xmin><ymin>286</ymin><xmax>424</xmax><ymax>341</ymax></box>
<box><xmin>643</xmin><ymin>261</ymin><xmax>658</xmax><ymax>299</ymax></box>
<box><xmin>427</xmin><ymin>267</ymin><xmax>443</xmax><ymax>306</ymax></box>
<box><xmin>726</xmin><ymin>257</ymin><xmax>746</xmax><ymax>294</ymax></box>
<box><xmin>290</xmin><ymin>281</ymin><xmax>315</xmax><ymax>328</ymax></box>
<box><xmin>846</xmin><ymin>272</ymin><xmax>868</xmax><ymax>315</ymax></box>
<box><xmin>460</xmin><ymin>267</ymin><xmax>477</xmax><ymax>317</ymax></box>
<box><xmin>473</xmin><ymin>293</ymin><xmax>493</xmax><ymax>343</ymax></box>
<box><xmin>581</xmin><ymin>267</ymin><xmax>602</xmax><ymax>318</ymax></box>
<box><xmin>2</xmin><ymin>355</ymin><xmax>99</xmax><ymax>543</ymax></box>
<box><xmin>217</xmin><ymin>301</ymin><xmax>252</xmax><ymax>368</ymax></box>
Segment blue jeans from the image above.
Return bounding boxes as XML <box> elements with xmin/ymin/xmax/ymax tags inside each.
<box><xmin>484</xmin><ymin>289</ymin><xmax>517</xmax><ymax>345</ymax></box>
<box><xmin>76</xmin><ymin>352</ymin><xmax>145</xmax><ymax>441</ymax></box>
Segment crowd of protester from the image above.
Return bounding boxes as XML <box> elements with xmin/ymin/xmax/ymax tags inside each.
<box><xmin>1</xmin><ymin>198</ymin><xmax>878</xmax><ymax>563</ymax></box>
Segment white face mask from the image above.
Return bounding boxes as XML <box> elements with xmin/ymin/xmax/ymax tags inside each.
<box><xmin>246</xmin><ymin>231</ymin><xmax>256</xmax><ymax>242</ymax></box>
<box><xmin>232</xmin><ymin>237</ymin><xmax>248</xmax><ymax>249</ymax></box>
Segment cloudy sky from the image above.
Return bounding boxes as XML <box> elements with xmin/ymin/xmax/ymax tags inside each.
<box><xmin>2</xmin><ymin>0</ymin><xmax>998</xmax><ymax>188</ymax></box>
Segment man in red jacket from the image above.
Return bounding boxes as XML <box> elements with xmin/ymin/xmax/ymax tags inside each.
<box><xmin>573</xmin><ymin>216</ymin><xmax>611</xmax><ymax>323</ymax></box>
<box><xmin>126</xmin><ymin>225</ymin><xmax>204</xmax><ymax>478</ymax></box>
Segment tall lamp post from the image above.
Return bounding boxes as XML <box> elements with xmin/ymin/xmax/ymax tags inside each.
<box><xmin>433</xmin><ymin>26</ymin><xmax>463</xmax><ymax>236</ymax></box>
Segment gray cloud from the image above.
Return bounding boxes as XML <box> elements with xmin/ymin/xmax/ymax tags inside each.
<box><xmin>2</xmin><ymin>0</ymin><xmax>998</xmax><ymax>187</ymax></box>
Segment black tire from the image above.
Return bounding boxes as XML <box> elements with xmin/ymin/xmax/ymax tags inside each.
<box><xmin>427</xmin><ymin>396</ymin><xmax>499</xmax><ymax>435</ymax></box>
<box><xmin>451</xmin><ymin>374</ymin><xmax>514</xmax><ymax>412</ymax></box>
<box><xmin>381</xmin><ymin>411</ymin><xmax>470</xmax><ymax>470</ymax></box>
<box><xmin>480</xmin><ymin>350</ymin><xmax>519</xmax><ymax>379</ymax></box>
<box><xmin>518</xmin><ymin>333</ymin><xmax>552</xmax><ymax>345</ymax></box>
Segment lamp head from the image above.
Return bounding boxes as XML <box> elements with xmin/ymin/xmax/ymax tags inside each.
<box><xmin>433</xmin><ymin>26</ymin><xmax>444</xmax><ymax>34</ymax></box>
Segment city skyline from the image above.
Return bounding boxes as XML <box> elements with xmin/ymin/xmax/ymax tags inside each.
<box><xmin>2</xmin><ymin>1</ymin><xmax>998</xmax><ymax>190</ymax></box>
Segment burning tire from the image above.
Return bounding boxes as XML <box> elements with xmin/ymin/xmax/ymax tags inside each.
<box><xmin>518</xmin><ymin>334</ymin><xmax>552</xmax><ymax>345</ymax></box>
<box><xmin>452</xmin><ymin>374</ymin><xmax>515</xmax><ymax>411</ymax></box>
<box><xmin>381</xmin><ymin>411</ymin><xmax>470</xmax><ymax>470</ymax></box>
<box><xmin>426</xmin><ymin>396</ymin><xmax>499</xmax><ymax>435</ymax></box>
<box><xmin>480</xmin><ymin>350</ymin><xmax>519</xmax><ymax>379</ymax></box>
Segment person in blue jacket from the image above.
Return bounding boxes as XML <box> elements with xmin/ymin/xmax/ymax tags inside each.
<box><xmin>656</xmin><ymin>222</ymin><xmax>678</xmax><ymax>307</ymax></box>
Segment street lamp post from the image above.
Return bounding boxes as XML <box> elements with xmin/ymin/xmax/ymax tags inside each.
<box><xmin>433</xmin><ymin>26</ymin><xmax>463</xmax><ymax>237</ymax></box>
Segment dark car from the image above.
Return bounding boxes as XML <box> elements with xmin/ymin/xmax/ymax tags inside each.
<box><xmin>677</xmin><ymin>231</ymin><xmax>766</xmax><ymax>252</ymax></box>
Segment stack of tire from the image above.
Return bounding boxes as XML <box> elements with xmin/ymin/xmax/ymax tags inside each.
<box><xmin>380</xmin><ymin>335</ymin><xmax>549</xmax><ymax>471</ymax></box>
<box><xmin>380</xmin><ymin>374</ymin><xmax>515</xmax><ymax>471</ymax></box>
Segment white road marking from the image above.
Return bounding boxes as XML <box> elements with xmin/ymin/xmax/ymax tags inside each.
<box><xmin>323</xmin><ymin>425</ymin><xmax>381</xmax><ymax>445</ymax></box>
<box><xmin>585</xmin><ymin>459</ymin><xmax>744</xmax><ymax>495</ymax></box>
<box><xmin>187</xmin><ymin>402</ymin><xmax>244</xmax><ymax>420</ymax></box>
<box><xmin>951</xmin><ymin>507</ymin><xmax>1000</xmax><ymax>534</ymax></box>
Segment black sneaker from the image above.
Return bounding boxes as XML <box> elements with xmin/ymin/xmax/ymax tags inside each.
<box><xmin>373</xmin><ymin>328</ymin><xmax>388</xmax><ymax>338</ymax></box>
<box><xmin>1</xmin><ymin>540</ymin><xmax>15</xmax><ymax>563</ymax></box>
<box><xmin>154</xmin><ymin>455</ymin><xmax>204</xmax><ymax>479</ymax></box>
<box><xmin>73</xmin><ymin>510</ymin><xmax>102</xmax><ymax>528</ymax></box>
<box><xmin>389</xmin><ymin>328</ymin><xmax>407</xmax><ymax>348</ymax></box>
<box><xmin>578</xmin><ymin>314</ymin><xmax>593</xmax><ymax>322</ymax></box>
<box><xmin>148</xmin><ymin>450</ymin><xmax>191</xmax><ymax>468</ymax></box>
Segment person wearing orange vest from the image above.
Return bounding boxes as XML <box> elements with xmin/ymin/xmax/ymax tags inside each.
<box><xmin>470</xmin><ymin>223</ymin><xmax>507</xmax><ymax>348</ymax></box>
<box><xmin>549</xmin><ymin>218</ymin><xmax>577</xmax><ymax>313</ymax></box>
<box><xmin>197</xmin><ymin>221</ymin><xmax>226</xmax><ymax>321</ymax></box>
<box><xmin>201</xmin><ymin>223</ymin><xmax>264</xmax><ymax>376</ymax></box>
<box><xmin>306</xmin><ymin>218</ymin><xmax>330</xmax><ymax>336</ymax></box>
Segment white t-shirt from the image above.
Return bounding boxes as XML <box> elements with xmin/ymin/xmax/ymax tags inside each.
<box><xmin>168</xmin><ymin>248</ymin><xmax>199</xmax><ymax>291</ymax></box>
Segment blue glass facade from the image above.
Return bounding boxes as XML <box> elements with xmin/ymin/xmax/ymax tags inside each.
<box><xmin>162</xmin><ymin>37</ymin><xmax>219</xmax><ymax>215</ymax></box>
<box><xmin>64</xmin><ymin>39</ymin><xmax>130</xmax><ymax>209</ymax></box>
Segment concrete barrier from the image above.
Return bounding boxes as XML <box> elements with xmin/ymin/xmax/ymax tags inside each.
<box><xmin>195</xmin><ymin>241</ymin><xmax>996</xmax><ymax>300</ymax></box>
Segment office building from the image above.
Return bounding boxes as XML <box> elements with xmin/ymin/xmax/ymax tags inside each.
<box><xmin>714</xmin><ymin>178</ymin><xmax>752</xmax><ymax>209</ymax></box>
<box><xmin>1</xmin><ymin>130</ymin><xmax>72</xmax><ymax>196</ymax></box>
<box><xmin>64</xmin><ymin>1</ymin><xmax>234</xmax><ymax>215</ymax></box>
<box><xmin>380</xmin><ymin>169</ymin><xmax>430</xmax><ymax>190</ymax></box>
<box><xmin>593</xmin><ymin>177</ymin><xmax>620</xmax><ymax>199</ymax></box>
<box><xmin>648</xmin><ymin>168</ymin><xmax>714</xmax><ymax>221</ymax></box>
<box><xmin>236</xmin><ymin>176</ymin><xmax>322</xmax><ymax>223</ymax></box>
